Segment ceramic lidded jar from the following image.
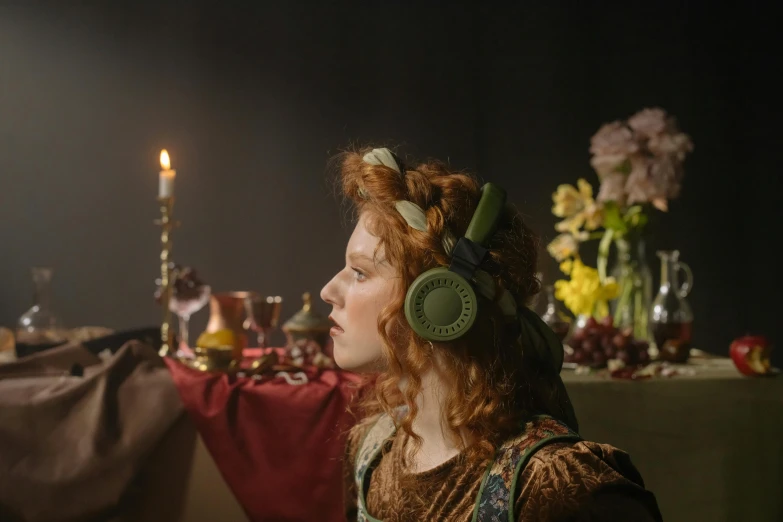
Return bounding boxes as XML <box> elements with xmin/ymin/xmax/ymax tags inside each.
<box><xmin>281</xmin><ymin>292</ymin><xmax>332</xmax><ymax>351</ymax></box>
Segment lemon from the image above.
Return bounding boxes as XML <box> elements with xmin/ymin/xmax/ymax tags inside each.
<box><xmin>196</xmin><ymin>329</ymin><xmax>237</xmax><ymax>350</ymax></box>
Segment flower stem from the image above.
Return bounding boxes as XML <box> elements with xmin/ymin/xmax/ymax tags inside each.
<box><xmin>597</xmin><ymin>229</ymin><xmax>614</xmax><ymax>283</ymax></box>
<box><xmin>633</xmin><ymin>287</ymin><xmax>645</xmax><ymax>338</ymax></box>
<box><xmin>613</xmin><ymin>273</ymin><xmax>634</xmax><ymax>328</ymax></box>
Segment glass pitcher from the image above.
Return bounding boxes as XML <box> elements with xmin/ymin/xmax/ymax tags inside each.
<box><xmin>650</xmin><ymin>250</ymin><xmax>694</xmax><ymax>363</ymax></box>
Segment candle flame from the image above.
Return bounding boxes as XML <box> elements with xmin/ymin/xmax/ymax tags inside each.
<box><xmin>160</xmin><ymin>149</ymin><xmax>171</xmax><ymax>170</ymax></box>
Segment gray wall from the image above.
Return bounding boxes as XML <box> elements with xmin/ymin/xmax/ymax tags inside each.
<box><xmin>1</xmin><ymin>2</ymin><xmax>779</xmax><ymax>360</ymax></box>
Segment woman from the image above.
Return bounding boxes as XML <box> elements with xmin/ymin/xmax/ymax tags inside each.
<box><xmin>320</xmin><ymin>147</ymin><xmax>662</xmax><ymax>521</ymax></box>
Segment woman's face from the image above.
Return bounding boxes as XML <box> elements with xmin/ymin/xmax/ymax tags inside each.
<box><xmin>320</xmin><ymin>212</ymin><xmax>399</xmax><ymax>373</ymax></box>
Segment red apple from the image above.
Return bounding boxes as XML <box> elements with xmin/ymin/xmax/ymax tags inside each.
<box><xmin>730</xmin><ymin>335</ymin><xmax>773</xmax><ymax>376</ymax></box>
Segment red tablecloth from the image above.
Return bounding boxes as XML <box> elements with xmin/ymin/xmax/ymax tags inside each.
<box><xmin>165</xmin><ymin>353</ymin><xmax>363</xmax><ymax>522</ymax></box>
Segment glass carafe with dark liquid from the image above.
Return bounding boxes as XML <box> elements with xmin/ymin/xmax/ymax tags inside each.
<box><xmin>650</xmin><ymin>250</ymin><xmax>694</xmax><ymax>363</ymax></box>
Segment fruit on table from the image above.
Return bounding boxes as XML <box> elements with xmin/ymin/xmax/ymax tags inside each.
<box><xmin>730</xmin><ymin>335</ymin><xmax>773</xmax><ymax>376</ymax></box>
<box><xmin>564</xmin><ymin>316</ymin><xmax>650</xmax><ymax>369</ymax></box>
<box><xmin>196</xmin><ymin>328</ymin><xmax>237</xmax><ymax>350</ymax></box>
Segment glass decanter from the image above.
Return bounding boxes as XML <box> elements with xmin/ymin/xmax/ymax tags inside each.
<box><xmin>16</xmin><ymin>267</ymin><xmax>67</xmax><ymax>353</ymax></box>
<box><xmin>650</xmin><ymin>250</ymin><xmax>694</xmax><ymax>363</ymax></box>
<box><xmin>540</xmin><ymin>285</ymin><xmax>571</xmax><ymax>342</ymax></box>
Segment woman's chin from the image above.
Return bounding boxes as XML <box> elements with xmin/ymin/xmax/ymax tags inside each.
<box><xmin>332</xmin><ymin>345</ymin><xmax>356</xmax><ymax>371</ymax></box>
<box><xmin>333</xmin><ymin>345</ymin><xmax>383</xmax><ymax>373</ymax></box>
<box><xmin>334</xmin><ymin>354</ymin><xmax>369</xmax><ymax>373</ymax></box>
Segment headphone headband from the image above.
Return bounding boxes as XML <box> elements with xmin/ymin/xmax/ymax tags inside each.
<box><xmin>464</xmin><ymin>183</ymin><xmax>507</xmax><ymax>246</ymax></box>
<box><xmin>448</xmin><ymin>183</ymin><xmax>507</xmax><ymax>282</ymax></box>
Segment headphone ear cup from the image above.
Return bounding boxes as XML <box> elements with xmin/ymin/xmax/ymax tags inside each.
<box><xmin>404</xmin><ymin>267</ymin><xmax>478</xmax><ymax>342</ymax></box>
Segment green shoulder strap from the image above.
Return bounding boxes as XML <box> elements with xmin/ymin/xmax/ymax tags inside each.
<box><xmin>471</xmin><ymin>414</ymin><xmax>582</xmax><ymax>522</ymax></box>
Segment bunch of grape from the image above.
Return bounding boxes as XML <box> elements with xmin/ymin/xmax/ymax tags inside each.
<box><xmin>154</xmin><ymin>262</ymin><xmax>208</xmax><ymax>304</ymax></box>
<box><xmin>171</xmin><ymin>265</ymin><xmax>207</xmax><ymax>302</ymax></box>
<box><xmin>564</xmin><ymin>316</ymin><xmax>650</xmax><ymax>368</ymax></box>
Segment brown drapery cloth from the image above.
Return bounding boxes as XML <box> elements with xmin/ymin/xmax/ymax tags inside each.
<box><xmin>0</xmin><ymin>340</ymin><xmax>183</xmax><ymax>522</ymax></box>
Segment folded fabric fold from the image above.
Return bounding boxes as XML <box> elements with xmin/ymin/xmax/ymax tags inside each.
<box><xmin>0</xmin><ymin>340</ymin><xmax>184</xmax><ymax>522</ymax></box>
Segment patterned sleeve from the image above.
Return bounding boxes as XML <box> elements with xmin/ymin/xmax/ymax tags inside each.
<box><xmin>514</xmin><ymin>441</ymin><xmax>662</xmax><ymax>521</ymax></box>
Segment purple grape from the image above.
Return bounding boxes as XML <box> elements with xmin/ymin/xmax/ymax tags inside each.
<box><xmin>570</xmin><ymin>329</ymin><xmax>587</xmax><ymax>343</ymax></box>
<box><xmin>592</xmin><ymin>351</ymin><xmax>607</xmax><ymax>367</ymax></box>
<box><xmin>573</xmin><ymin>350</ymin><xmax>586</xmax><ymax>364</ymax></box>
<box><xmin>616</xmin><ymin>350</ymin><xmax>632</xmax><ymax>365</ymax></box>
<box><xmin>613</xmin><ymin>333</ymin><xmax>630</xmax><ymax>350</ymax></box>
<box><xmin>634</xmin><ymin>340</ymin><xmax>650</xmax><ymax>352</ymax></box>
<box><xmin>586</xmin><ymin>326</ymin><xmax>602</xmax><ymax>338</ymax></box>
<box><xmin>583</xmin><ymin>338</ymin><xmax>597</xmax><ymax>354</ymax></box>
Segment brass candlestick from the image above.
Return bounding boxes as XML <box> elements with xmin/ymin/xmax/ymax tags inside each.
<box><xmin>155</xmin><ymin>196</ymin><xmax>179</xmax><ymax>357</ymax></box>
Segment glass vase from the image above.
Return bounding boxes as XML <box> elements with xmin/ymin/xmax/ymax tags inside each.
<box><xmin>609</xmin><ymin>236</ymin><xmax>653</xmax><ymax>341</ymax></box>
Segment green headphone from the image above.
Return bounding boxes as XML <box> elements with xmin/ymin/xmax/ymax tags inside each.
<box><xmin>403</xmin><ymin>182</ymin><xmax>507</xmax><ymax>342</ymax></box>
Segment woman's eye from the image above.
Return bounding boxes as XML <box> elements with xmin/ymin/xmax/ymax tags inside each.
<box><xmin>352</xmin><ymin>268</ymin><xmax>367</xmax><ymax>281</ymax></box>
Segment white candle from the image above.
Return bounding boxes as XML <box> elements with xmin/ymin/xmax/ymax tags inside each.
<box><xmin>159</xmin><ymin>149</ymin><xmax>176</xmax><ymax>198</ymax></box>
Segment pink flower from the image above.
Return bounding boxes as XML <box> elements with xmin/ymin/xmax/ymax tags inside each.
<box><xmin>596</xmin><ymin>172</ymin><xmax>627</xmax><ymax>206</ymax></box>
<box><xmin>590</xmin><ymin>153</ymin><xmax>628</xmax><ymax>178</ymax></box>
<box><xmin>627</xmin><ymin>108</ymin><xmax>669</xmax><ymax>139</ymax></box>
<box><xmin>648</xmin><ymin>132</ymin><xmax>694</xmax><ymax>161</ymax></box>
<box><xmin>589</xmin><ymin>121</ymin><xmax>639</xmax><ymax>157</ymax></box>
<box><xmin>586</xmin><ymin>107</ymin><xmax>692</xmax><ymax>212</ymax></box>
<box><xmin>651</xmin><ymin>155</ymin><xmax>684</xmax><ymax>200</ymax></box>
<box><xmin>625</xmin><ymin>168</ymin><xmax>657</xmax><ymax>208</ymax></box>
<box><xmin>624</xmin><ymin>156</ymin><xmax>682</xmax><ymax>210</ymax></box>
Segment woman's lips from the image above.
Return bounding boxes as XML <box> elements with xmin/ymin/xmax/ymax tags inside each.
<box><xmin>329</xmin><ymin>316</ymin><xmax>344</xmax><ymax>336</ymax></box>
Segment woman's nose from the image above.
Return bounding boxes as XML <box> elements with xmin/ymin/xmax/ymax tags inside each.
<box><xmin>320</xmin><ymin>273</ymin><xmax>341</xmax><ymax>307</ymax></box>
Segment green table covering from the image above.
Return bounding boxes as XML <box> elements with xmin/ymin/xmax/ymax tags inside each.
<box><xmin>562</xmin><ymin>355</ymin><xmax>783</xmax><ymax>522</ymax></box>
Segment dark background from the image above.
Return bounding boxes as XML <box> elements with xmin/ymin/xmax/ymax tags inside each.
<box><xmin>1</xmin><ymin>2</ymin><xmax>779</xmax><ymax>362</ymax></box>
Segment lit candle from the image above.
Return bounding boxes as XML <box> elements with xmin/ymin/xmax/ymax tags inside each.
<box><xmin>159</xmin><ymin>149</ymin><xmax>176</xmax><ymax>198</ymax></box>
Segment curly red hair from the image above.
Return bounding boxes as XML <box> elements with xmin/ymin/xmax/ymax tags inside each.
<box><xmin>335</xmin><ymin>146</ymin><xmax>568</xmax><ymax>465</ymax></box>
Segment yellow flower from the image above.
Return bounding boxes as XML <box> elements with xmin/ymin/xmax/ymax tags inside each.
<box><xmin>547</xmin><ymin>233</ymin><xmax>580</xmax><ymax>261</ymax></box>
<box><xmin>552</xmin><ymin>179</ymin><xmax>603</xmax><ymax>234</ymax></box>
<box><xmin>554</xmin><ymin>258</ymin><xmax>620</xmax><ymax>318</ymax></box>
<box><xmin>552</xmin><ymin>181</ymin><xmax>586</xmax><ymax>218</ymax></box>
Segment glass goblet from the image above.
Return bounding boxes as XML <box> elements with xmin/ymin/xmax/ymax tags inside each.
<box><xmin>244</xmin><ymin>295</ymin><xmax>282</xmax><ymax>348</ymax></box>
<box><xmin>170</xmin><ymin>285</ymin><xmax>211</xmax><ymax>353</ymax></box>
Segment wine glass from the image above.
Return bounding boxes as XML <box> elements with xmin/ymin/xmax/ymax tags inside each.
<box><xmin>244</xmin><ymin>295</ymin><xmax>283</xmax><ymax>348</ymax></box>
<box><xmin>167</xmin><ymin>265</ymin><xmax>211</xmax><ymax>353</ymax></box>
<box><xmin>170</xmin><ymin>286</ymin><xmax>211</xmax><ymax>352</ymax></box>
